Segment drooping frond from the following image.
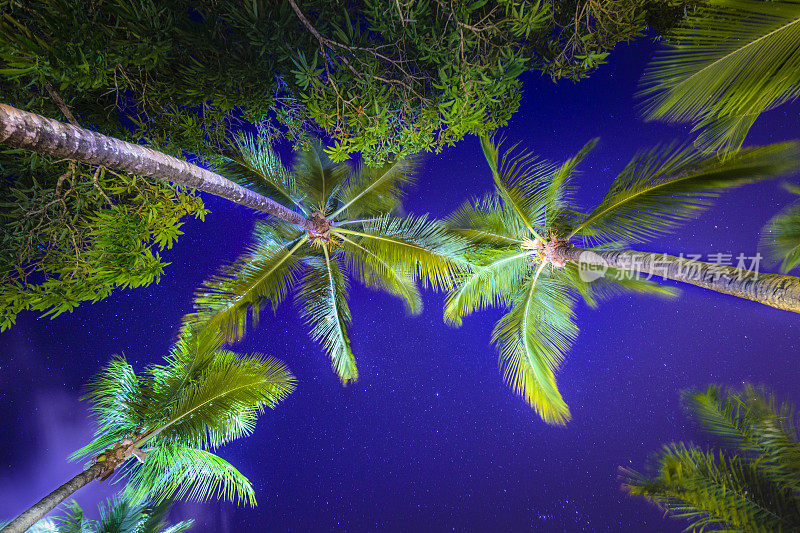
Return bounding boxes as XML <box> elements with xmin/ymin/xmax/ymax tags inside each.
<box><xmin>54</xmin><ymin>501</ymin><xmax>90</xmax><ymax>533</ymax></box>
<box><xmin>558</xmin><ymin>262</ymin><xmax>679</xmax><ymax>309</ymax></box>
<box><xmin>479</xmin><ymin>135</ymin><xmax>556</xmax><ymax>239</ymax></box>
<box><xmin>96</xmin><ymin>497</ymin><xmax>194</xmax><ymax>533</ymax></box>
<box><xmin>444</xmin><ymin>248</ymin><xmax>531</xmax><ymax>326</ymax></box>
<box><xmin>570</xmin><ymin>142</ymin><xmax>800</xmax><ymax>244</ymax></box>
<box><xmin>331</xmin><ymin>156</ymin><xmax>418</xmax><ymax>220</ymax></box>
<box><xmin>292</xmin><ymin>144</ymin><xmax>348</xmax><ymax>214</ymax></box>
<box><xmin>296</xmin><ymin>249</ymin><xmax>358</xmax><ymax>383</ymax></box>
<box><xmin>335</xmin><ymin>215</ymin><xmax>469</xmax><ymax>292</ymax></box>
<box><xmin>446</xmin><ymin>194</ymin><xmax>527</xmax><ymax>247</ymax></box>
<box><xmin>187</xmin><ymin>229</ymin><xmax>307</xmax><ymax>341</ymax></box>
<box><xmin>215</xmin><ymin>134</ymin><xmax>306</xmax><ymax>213</ymax></box>
<box><xmin>761</xmin><ymin>184</ymin><xmax>800</xmax><ymax>273</ymax></box>
<box><xmin>544</xmin><ymin>138</ymin><xmax>598</xmax><ymax>228</ymax></box>
<box><xmin>121</xmin><ymin>445</ymin><xmax>257</xmax><ymax>508</ymax></box>
<box><xmin>640</xmin><ymin>0</ymin><xmax>800</xmax><ymax>152</ymax></box>
<box><xmin>337</xmin><ymin>232</ymin><xmax>422</xmax><ymax>315</ymax></box>
<box><xmin>621</xmin><ymin>443</ymin><xmax>800</xmax><ymax>531</ymax></box>
<box><xmin>491</xmin><ymin>272</ymin><xmax>578</xmax><ymax>425</ymax></box>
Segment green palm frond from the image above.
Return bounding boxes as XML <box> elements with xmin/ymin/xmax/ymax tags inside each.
<box><xmin>96</xmin><ymin>497</ymin><xmax>194</xmax><ymax>533</ymax></box>
<box><xmin>337</xmin><ymin>232</ymin><xmax>422</xmax><ymax>315</ymax></box>
<box><xmin>479</xmin><ymin>135</ymin><xmax>556</xmax><ymax>240</ymax></box>
<box><xmin>187</xmin><ymin>228</ymin><xmax>307</xmax><ymax>341</ymax></box>
<box><xmin>557</xmin><ymin>263</ymin><xmax>679</xmax><ymax>309</ymax></box>
<box><xmin>55</xmin><ymin>502</ymin><xmax>91</xmax><ymax>533</ymax></box>
<box><xmin>491</xmin><ymin>272</ymin><xmax>577</xmax><ymax>425</ymax></box>
<box><xmin>544</xmin><ymin>138</ymin><xmax>598</xmax><ymax>229</ymax></box>
<box><xmin>570</xmin><ymin>142</ymin><xmax>800</xmax><ymax>244</ymax></box>
<box><xmin>215</xmin><ymin>134</ymin><xmax>307</xmax><ymax>214</ymax></box>
<box><xmin>293</xmin><ymin>145</ymin><xmax>348</xmax><ymax>214</ymax></box>
<box><xmin>446</xmin><ymin>194</ymin><xmax>527</xmax><ymax>247</ymax></box>
<box><xmin>640</xmin><ymin>0</ymin><xmax>800</xmax><ymax>152</ymax></box>
<box><xmin>296</xmin><ymin>249</ymin><xmax>358</xmax><ymax>383</ymax></box>
<box><xmin>335</xmin><ymin>214</ymin><xmax>468</xmax><ymax>292</ymax></box>
<box><xmin>761</xmin><ymin>184</ymin><xmax>800</xmax><ymax>273</ymax></box>
<box><xmin>121</xmin><ymin>445</ymin><xmax>256</xmax><ymax>507</ymax></box>
<box><xmin>444</xmin><ymin>248</ymin><xmax>531</xmax><ymax>326</ymax></box>
<box><xmin>331</xmin><ymin>156</ymin><xmax>418</xmax><ymax>220</ymax></box>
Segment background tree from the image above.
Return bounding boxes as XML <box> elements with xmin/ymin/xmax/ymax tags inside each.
<box><xmin>443</xmin><ymin>135</ymin><xmax>800</xmax><ymax>423</ymax></box>
<box><xmin>2</xmin><ymin>497</ymin><xmax>194</xmax><ymax>533</ymax></box>
<box><xmin>762</xmin><ymin>183</ymin><xmax>800</xmax><ymax>274</ymax></box>
<box><xmin>2</xmin><ymin>329</ymin><xmax>295</xmax><ymax>533</ymax></box>
<box><xmin>0</xmin><ymin>0</ymin><xmax>696</xmax><ymax>165</ymax></box>
<box><xmin>640</xmin><ymin>0</ymin><xmax>800</xmax><ymax>152</ymax></box>
<box><xmin>187</xmin><ymin>136</ymin><xmax>466</xmax><ymax>384</ymax></box>
<box><xmin>621</xmin><ymin>385</ymin><xmax>800</xmax><ymax>531</ymax></box>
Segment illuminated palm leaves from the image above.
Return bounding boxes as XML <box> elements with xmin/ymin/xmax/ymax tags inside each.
<box><xmin>622</xmin><ymin>385</ymin><xmax>800</xmax><ymax>531</ymax></box>
<box><xmin>640</xmin><ymin>0</ymin><xmax>800</xmax><ymax>152</ymax></box>
<box><xmin>71</xmin><ymin>330</ymin><xmax>295</xmax><ymax>506</ymax></box>
<box><xmin>190</xmin><ymin>140</ymin><xmax>466</xmax><ymax>384</ymax></box>
<box><xmin>762</xmin><ymin>184</ymin><xmax>800</xmax><ymax>273</ymax></box>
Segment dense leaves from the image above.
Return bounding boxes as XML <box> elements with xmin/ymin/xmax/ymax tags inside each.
<box><xmin>762</xmin><ymin>183</ymin><xmax>800</xmax><ymax>273</ymax></box>
<box><xmin>0</xmin><ymin>150</ymin><xmax>208</xmax><ymax>331</ymax></box>
<box><xmin>622</xmin><ymin>385</ymin><xmax>800</xmax><ymax>531</ymax></box>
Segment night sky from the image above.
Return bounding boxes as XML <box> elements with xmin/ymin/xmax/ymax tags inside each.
<box><xmin>2</xmin><ymin>38</ymin><xmax>799</xmax><ymax>532</ymax></box>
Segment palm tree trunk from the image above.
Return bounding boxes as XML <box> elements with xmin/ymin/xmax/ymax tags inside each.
<box><xmin>556</xmin><ymin>245</ymin><xmax>800</xmax><ymax>313</ymax></box>
<box><xmin>0</xmin><ymin>103</ymin><xmax>314</xmax><ymax>231</ymax></box>
<box><xmin>0</xmin><ymin>462</ymin><xmax>106</xmax><ymax>533</ymax></box>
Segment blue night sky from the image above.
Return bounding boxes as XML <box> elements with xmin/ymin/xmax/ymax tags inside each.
<box><xmin>1</xmin><ymin>38</ymin><xmax>799</xmax><ymax>531</ymax></box>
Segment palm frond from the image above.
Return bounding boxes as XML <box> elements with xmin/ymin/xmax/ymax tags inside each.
<box><xmin>293</xmin><ymin>145</ymin><xmax>348</xmax><ymax>214</ymax></box>
<box><xmin>446</xmin><ymin>194</ymin><xmax>527</xmax><ymax>247</ymax></box>
<box><xmin>335</xmin><ymin>215</ymin><xmax>469</xmax><ymax>292</ymax></box>
<box><xmin>544</xmin><ymin>138</ymin><xmax>598</xmax><ymax>228</ymax></box>
<box><xmin>570</xmin><ymin>142</ymin><xmax>800</xmax><ymax>244</ymax></box>
<box><xmin>337</xmin><ymin>232</ymin><xmax>422</xmax><ymax>315</ymax></box>
<box><xmin>640</xmin><ymin>0</ymin><xmax>800</xmax><ymax>152</ymax></box>
<box><xmin>187</xmin><ymin>230</ymin><xmax>307</xmax><ymax>341</ymax></box>
<box><xmin>121</xmin><ymin>445</ymin><xmax>257</xmax><ymax>508</ymax></box>
<box><xmin>54</xmin><ymin>501</ymin><xmax>92</xmax><ymax>533</ymax></box>
<box><xmin>215</xmin><ymin>134</ymin><xmax>307</xmax><ymax>214</ymax></box>
<box><xmin>444</xmin><ymin>248</ymin><xmax>531</xmax><ymax>326</ymax></box>
<box><xmin>296</xmin><ymin>249</ymin><xmax>358</xmax><ymax>383</ymax></box>
<box><xmin>761</xmin><ymin>184</ymin><xmax>800</xmax><ymax>273</ymax></box>
<box><xmin>479</xmin><ymin>135</ymin><xmax>556</xmax><ymax>240</ymax></box>
<box><xmin>491</xmin><ymin>271</ymin><xmax>577</xmax><ymax>425</ymax></box>
<box><xmin>331</xmin><ymin>156</ymin><xmax>418</xmax><ymax>220</ymax></box>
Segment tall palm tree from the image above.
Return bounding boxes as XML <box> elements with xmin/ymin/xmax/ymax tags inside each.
<box><xmin>640</xmin><ymin>0</ymin><xmax>800</xmax><ymax>152</ymax></box>
<box><xmin>621</xmin><ymin>385</ymin><xmax>800</xmax><ymax>531</ymax></box>
<box><xmin>762</xmin><ymin>183</ymin><xmax>800</xmax><ymax>274</ymax></box>
<box><xmin>444</xmin><ymin>135</ymin><xmax>800</xmax><ymax>424</ymax></box>
<box><xmin>186</xmin><ymin>136</ymin><xmax>466</xmax><ymax>384</ymax></box>
<box><xmin>1</xmin><ymin>329</ymin><xmax>295</xmax><ymax>533</ymax></box>
<box><xmin>3</xmin><ymin>497</ymin><xmax>194</xmax><ymax>533</ymax></box>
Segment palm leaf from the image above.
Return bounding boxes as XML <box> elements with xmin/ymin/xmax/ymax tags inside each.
<box><xmin>446</xmin><ymin>194</ymin><xmax>526</xmax><ymax>247</ymax></box>
<box><xmin>491</xmin><ymin>270</ymin><xmax>577</xmax><ymax>425</ymax></box>
<box><xmin>296</xmin><ymin>248</ymin><xmax>358</xmax><ymax>383</ymax></box>
<box><xmin>330</xmin><ymin>156</ymin><xmax>417</xmax><ymax>220</ymax></box>
<box><xmin>570</xmin><ymin>142</ymin><xmax>800</xmax><ymax>244</ymax></box>
<box><xmin>641</xmin><ymin>0</ymin><xmax>800</xmax><ymax>152</ymax></box>
<box><xmin>544</xmin><ymin>138</ymin><xmax>598</xmax><ymax>228</ymax></box>
<box><xmin>761</xmin><ymin>184</ymin><xmax>800</xmax><ymax>273</ymax></box>
<box><xmin>293</xmin><ymin>145</ymin><xmax>348</xmax><ymax>214</ymax></box>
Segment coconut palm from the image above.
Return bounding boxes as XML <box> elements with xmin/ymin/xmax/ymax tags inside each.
<box><xmin>640</xmin><ymin>0</ymin><xmax>800</xmax><ymax>152</ymax></box>
<box><xmin>621</xmin><ymin>385</ymin><xmax>800</xmax><ymax>531</ymax></box>
<box><xmin>762</xmin><ymin>183</ymin><xmax>800</xmax><ymax>274</ymax></box>
<box><xmin>1</xmin><ymin>329</ymin><xmax>295</xmax><ymax>533</ymax></box>
<box><xmin>186</xmin><ymin>136</ymin><xmax>466</xmax><ymax>384</ymax></box>
<box><xmin>3</xmin><ymin>497</ymin><xmax>193</xmax><ymax>533</ymax></box>
<box><xmin>444</xmin><ymin>135</ymin><xmax>800</xmax><ymax>424</ymax></box>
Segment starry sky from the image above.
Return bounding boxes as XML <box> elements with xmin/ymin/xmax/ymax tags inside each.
<box><xmin>1</xmin><ymin>37</ymin><xmax>799</xmax><ymax>532</ymax></box>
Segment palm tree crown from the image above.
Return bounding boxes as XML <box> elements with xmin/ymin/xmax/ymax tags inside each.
<box><xmin>444</xmin><ymin>135</ymin><xmax>798</xmax><ymax>424</ymax></box>
<box><xmin>187</xmin><ymin>136</ymin><xmax>466</xmax><ymax>384</ymax></box>
<box><xmin>621</xmin><ymin>385</ymin><xmax>800</xmax><ymax>531</ymax></box>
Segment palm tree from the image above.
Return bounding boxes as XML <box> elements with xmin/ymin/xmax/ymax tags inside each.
<box><xmin>762</xmin><ymin>183</ymin><xmax>800</xmax><ymax>274</ymax></box>
<box><xmin>186</xmin><ymin>136</ymin><xmax>466</xmax><ymax>384</ymax></box>
<box><xmin>640</xmin><ymin>0</ymin><xmax>800</xmax><ymax>152</ymax></box>
<box><xmin>444</xmin><ymin>135</ymin><xmax>800</xmax><ymax>424</ymax></box>
<box><xmin>3</xmin><ymin>497</ymin><xmax>193</xmax><ymax>533</ymax></box>
<box><xmin>1</xmin><ymin>329</ymin><xmax>295</xmax><ymax>533</ymax></box>
<box><xmin>621</xmin><ymin>385</ymin><xmax>800</xmax><ymax>531</ymax></box>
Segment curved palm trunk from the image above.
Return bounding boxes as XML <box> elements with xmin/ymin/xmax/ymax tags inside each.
<box><xmin>556</xmin><ymin>245</ymin><xmax>800</xmax><ymax>313</ymax></box>
<box><xmin>0</xmin><ymin>103</ymin><xmax>314</xmax><ymax>231</ymax></box>
<box><xmin>1</xmin><ymin>462</ymin><xmax>106</xmax><ymax>533</ymax></box>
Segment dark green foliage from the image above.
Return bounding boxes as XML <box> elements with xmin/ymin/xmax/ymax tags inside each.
<box><xmin>622</xmin><ymin>385</ymin><xmax>800</xmax><ymax>532</ymax></box>
<box><xmin>0</xmin><ymin>150</ymin><xmax>208</xmax><ymax>330</ymax></box>
<box><xmin>0</xmin><ymin>0</ymin><xmax>694</xmax><ymax>165</ymax></box>
<box><xmin>762</xmin><ymin>183</ymin><xmax>800</xmax><ymax>273</ymax></box>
